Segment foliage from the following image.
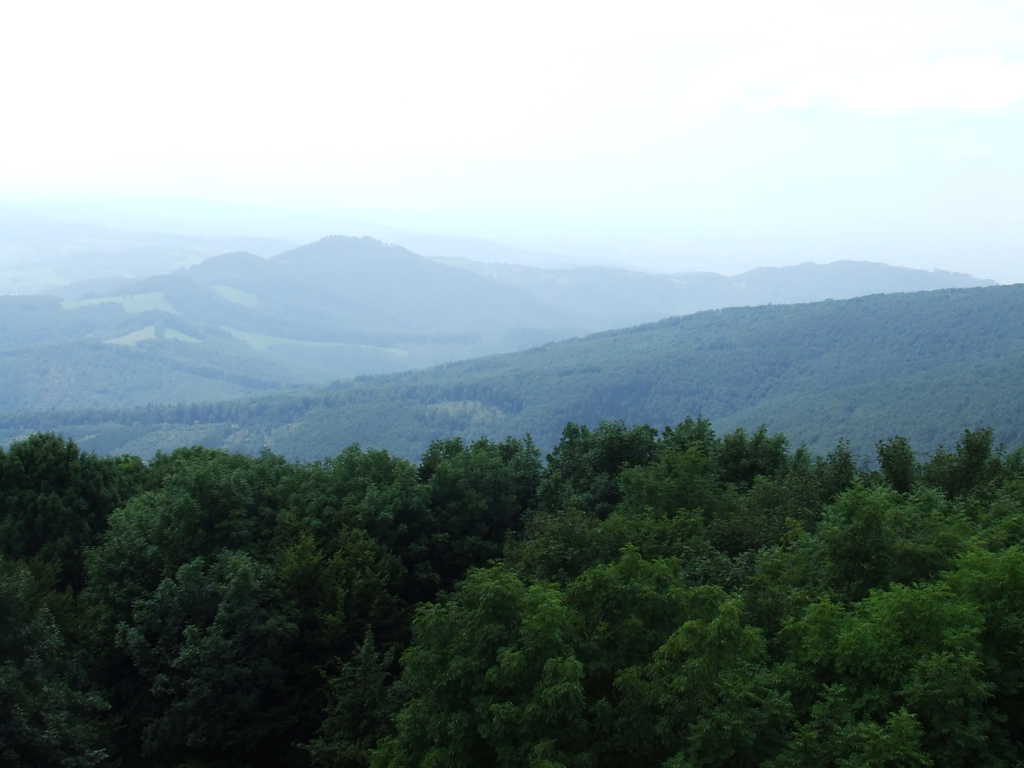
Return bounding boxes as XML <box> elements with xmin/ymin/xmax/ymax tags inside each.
<box><xmin>5</xmin><ymin>284</ymin><xmax>1024</xmax><ymax>462</ymax></box>
<box><xmin>2</xmin><ymin>421</ymin><xmax>1024</xmax><ymax>766</ymax></box>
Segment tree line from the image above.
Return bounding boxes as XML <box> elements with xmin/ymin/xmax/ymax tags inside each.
<box><xmin>1</xmin><ymin>420</ymin><xmax>1023</xmax><ymax>766</ymax></box>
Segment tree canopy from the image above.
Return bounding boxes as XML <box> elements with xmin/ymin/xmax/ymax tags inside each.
<box><xmin>2</xmin><ymin>421</ymin><xmax>1024</xmax><ymax>766</ymax></box>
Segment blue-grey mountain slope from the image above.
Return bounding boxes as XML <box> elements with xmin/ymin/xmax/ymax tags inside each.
<box><xmin>1</xmin><ymin>236</ymin><xmax>991</xmax><ymax>413</ymax></box>
<box><xmin>4</xmin><ymin>283</ymin><xmax>1021</xmax><ymax>461</ymax></box>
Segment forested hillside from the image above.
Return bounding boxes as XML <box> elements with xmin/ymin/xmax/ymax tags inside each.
<box><xmin>0</xmin><ymin>235</ymin><xmax>992</xmax><ymax>413</ymax></box>
<box><xmin>6</xmin><ymin>284</ymin><xmax>1022</xmax><ymax>460</ymax></box>
<box><xmin>0</xmin><ymin>237</ymin><xmax>578</xmax><ymax>411</ymax></box>
<box><xmin>3</xmin><ymin>421</ymin><xmax>1024</xmax><ymax>766</ymax></box>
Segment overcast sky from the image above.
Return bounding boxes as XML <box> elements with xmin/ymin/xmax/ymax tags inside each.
<box><xmin>1</xmin><ymin>0</ymin><xmax>1022</xmax><ymax>280</ymax></box>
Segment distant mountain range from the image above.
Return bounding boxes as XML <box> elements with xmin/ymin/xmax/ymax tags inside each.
<box><xmin>0</xmin><ymin>204</ymin><xmax>290</xmax><ymax>294</ymax></box>
<box><xmin>0</xmin><ymin>235</ymin><xmax>996</xmax><ymax>414</ymax></box>
<box><xmin>435</xmin><ymin>256</ymin><xmax>995</xmax><ymax>331</ymax></box>
<box><xmin>4</xmin><ymin>283</ymin><xmax>1021</xmax><ymax>461</ymax></box>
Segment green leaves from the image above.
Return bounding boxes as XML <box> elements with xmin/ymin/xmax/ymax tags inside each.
<box><xmin>784</xmin><ymin>581</ymin><xmax>1005</xmax><ymax>766</ymax></box>
<box><xmin>816</xmin><ymin>485</ymin><xmax>968</xmax><ymax>601</ymax></box>
<box><xmin>0</xmin><ymin>557</ymin><xmax>109</xmax><ymax>767</ymax></box>
<box><xmin>6</xmin><ymin>420</ymin><xmax>1024</xmax><ymax>767</ymax></box>
<box><xmin>767</xmin><ymin>688</ymin><xmax>931</xmax><ymax>768</ymax></box>
<box><xmin>0</xmin><ymin>433</ymin><xmax>138</xmax><ymax>591</ymax></box>
<box><xmin>117</xmin><ymin>552</ymin><xmax>300</xmax><ymax>761</ymax></box>
<box><xmin>615</xmin><ymin>592</ymin><xmax>792</xmax><ymax>767</ymax></box>
<box><xmin>306</xmin><ymin>631</ymin><xmax>397</xmax><ymax>768</ymax></box>
<box><xmin>378</xmin><ymin>552</ymin><xmax>791</xmax><ymax>768</ymax></box>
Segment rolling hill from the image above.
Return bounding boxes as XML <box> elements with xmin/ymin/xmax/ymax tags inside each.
<box><xmin>1</xmin><ymin>235</ymin><xmax>992</xmax><ymax>413</ymax></box>
<box><xmin>0</xmin><ymin>237</ymin><xmax>579</xmax><ymax>411</ymax></box>
<box><xmin>4</xmin><ymin>283</ymin><xmax>1022</xmax><ymax>461</ymax></box>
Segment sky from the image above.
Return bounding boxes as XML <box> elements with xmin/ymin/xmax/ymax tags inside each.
<box><xmin>1</xmin><ymin>0</ymin><xmax>1022</xmax><ymax>281</ymax></box>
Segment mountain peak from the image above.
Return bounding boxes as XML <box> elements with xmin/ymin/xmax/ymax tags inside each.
<box><xmin>273</xmin><ymin>235</ymin><xmax>415</xmax><ymax>266</ymax></box>
<box><xmin>188</xmin><ymin>251</ymin><xmax>267</xmax><ymax>277</ymax></box>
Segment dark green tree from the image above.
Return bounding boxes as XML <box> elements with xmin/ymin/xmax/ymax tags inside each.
<box><xmin>877</xmin><ymin>436</ymin><xmax>917</xmax><ymax>494</ymax></box>
<box><xmin>0</xmin><ymin>557</ymin><xmax>109</xmax><ymax>767</ymax></box>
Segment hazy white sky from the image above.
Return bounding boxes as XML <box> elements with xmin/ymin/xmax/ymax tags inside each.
<box><xmin>1</xmin><ymin>0</ymin><xmax>1022</xmax><ymax>279</ymax></box>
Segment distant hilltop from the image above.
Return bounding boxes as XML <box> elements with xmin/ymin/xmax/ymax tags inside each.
<box><xmin>4</xmin><ymin>282</ymin><xmax>1022</xmax><ymax>462</ymax></box>
<box><xmin>0</xmin><ymin>235</ymin><xmax>994</xmax><ymax>415</ymax></box>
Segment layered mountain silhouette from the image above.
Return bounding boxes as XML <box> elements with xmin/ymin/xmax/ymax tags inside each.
<box><xmin>0</xmin><ymin>235</ymin><xmax>995</xmax><ymax>414</ymax></box>
<box><xmin>4</xmin><ymin>283</ymin><xmax>1021</xmax><ymax>461</ymax></box>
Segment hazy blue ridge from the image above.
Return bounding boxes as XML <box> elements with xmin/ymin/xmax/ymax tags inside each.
<box><xmin>3</xmin><ymin>283</ymin><xmax>1021</xmax><ymax>461</ymax></box>
<box><xmin>0</xmin><ymin>235</ymin><xmax>994</xmax><ymax>415</ymax></box>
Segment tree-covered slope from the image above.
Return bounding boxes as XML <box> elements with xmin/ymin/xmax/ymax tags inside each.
<box><xmin>4</xmin><ymin>284</ymin><xmax>1022</xmax><ymax>460</ymax></box>
<box><xmin>3</xmin><ymin>234</ymin><xmax>995</xmax><ymax>413</ymax></box>
<box><xmin>0</xmin><ymin>237</ymin><xmax>581</xmax><ymax>411</ymax></box>
<box><xmin>0</xmin><ymin>295</ymin><xmax>307</xmax><ymax>411</ymax></box>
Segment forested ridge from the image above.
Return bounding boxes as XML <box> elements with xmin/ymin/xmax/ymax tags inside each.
<box><xmin>4</xmin><ymin>419</ymin><xmax>1024</xmax><ymax>766</ymax></box>
<box><xmin>0</xmin><ymin>236</ymin><xmax>991</xmax><ymax>415</ymax></box>
<box><xmin>5</xmin><ymin>283</ymin><xmax>1023</xmax><ymax>460</ymax></box>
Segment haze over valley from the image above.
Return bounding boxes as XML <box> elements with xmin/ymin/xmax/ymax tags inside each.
<box><xmin>4</xmin><ymin>2</ymin><xmax>1024</xmax><ymax>766</ymax></box>
<box><xmin>4</xmin><ymin>281</ymin><xmax>1019</xmax><ymax>461</ymax></box>
<box><xmin>0</xmin><ymin>227</ymin><xmax>995</xmax><ymax>415</ymax></box>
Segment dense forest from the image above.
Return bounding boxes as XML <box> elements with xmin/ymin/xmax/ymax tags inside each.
<box><xmin>0</xmin><ymin>236</ymin><xmax>991</xmax><ymax>414</ymax></box>
<box><xmin>5</xmin><ymin>283</ymin><xmax>1023</xmax><ymax>461</ymax></box>
<box><xmin>4</xmin><ymin>419</ymin><xmax>1024</xmax><ymax>766</ymax></box>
